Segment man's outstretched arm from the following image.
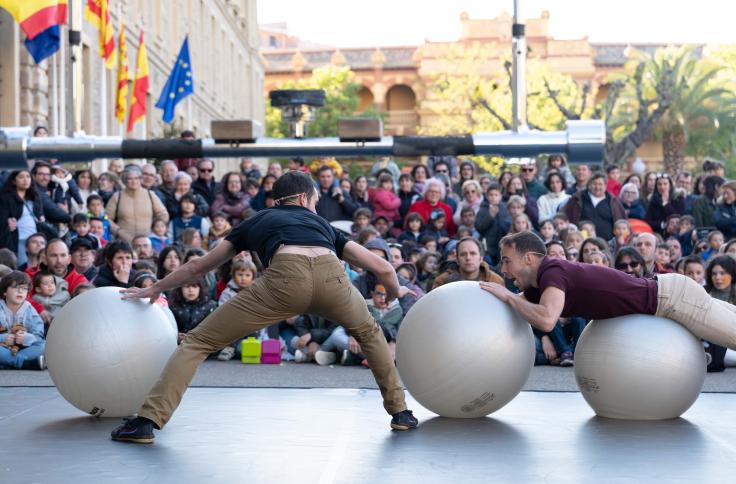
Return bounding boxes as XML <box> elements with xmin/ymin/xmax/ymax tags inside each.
<box><xmin>121</xmin><ymin>240</ymin><xmax>237</xmax><ymax>303</ymax></box>
<box><xmin>479</xmin><ymin>282</ymin><xmax>565</xmax><ymax>332</ymax></box>
<box><xmin>342</xmin><ymin>240</ymin><xmax>408</xmax><ymax>301</ymax></box>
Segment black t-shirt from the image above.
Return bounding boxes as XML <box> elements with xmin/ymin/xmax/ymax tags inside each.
<box><xmin>524</xmin><ymin>258</ymin><xmax>658</xmax><ymax>319</ymax></box>
<box><xmin>224</xmin><ymin>205</ymin><xmax>349</xmax><ymax>267</ymax></box>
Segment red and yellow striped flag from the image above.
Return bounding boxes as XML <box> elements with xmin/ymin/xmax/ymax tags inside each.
<box><xmin>85</xmin><ymin>0</ymin><xmax>114</xmax><ymax>69</ymax></box>
<box><xmin>115</xmin><ymin>22</ymin><xmax>129</xmax><ymax>123</ymax></box>
<box><xmin>127</xmin><ymin>31</ymin><xmax>149</xmax><ymax>133</ymax></box>
<box><xmin>0</xmin><ymin>0</ymin><xmax>67</xmax><ymax>40</ymax></box>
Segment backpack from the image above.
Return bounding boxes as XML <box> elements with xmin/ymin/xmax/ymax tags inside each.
<box><xmin>261</xmin><ymin>339</ymin><xmax>281</xmax><ymax>364</ymax></box>
<box><xmin>241</xmin><ymin>337</ymin><xmax>261</xmax><ymax>364</ymax></box>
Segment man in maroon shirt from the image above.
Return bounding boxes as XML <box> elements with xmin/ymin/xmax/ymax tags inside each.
<box><xmin>480</xmin><ymin>231</ymin><xmax>736</xmax><ymax>350</ymax></box>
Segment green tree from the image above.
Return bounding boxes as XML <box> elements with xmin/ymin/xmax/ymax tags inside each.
<box><xmin>266</xmin><ymin>65</ymin><xmax>379</xmax><ymax>138</ymax></box>
<box><xmin>418</xmin><ymin>42</ymin><xmax>596</xmax><ymax>174</ymax></box>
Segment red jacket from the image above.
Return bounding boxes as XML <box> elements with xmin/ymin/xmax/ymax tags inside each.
<box><xmin>407</xmin><ymin>199</ymin><xmax>457</xmax><ymax>236</ymax></box>
<box><xmin>26</xmin><ymin>265</ymin><xmax>90</xmax><ymax>298</ymax></box>
<box><xmin>368</xmin><ymin>187</ymin><xmax>401</xmax><ymax>222</ymax></box>
<box><xmin>607</xmin><ymin>178</ymin><xmax>622</xmax><ymax>197</ymax></box>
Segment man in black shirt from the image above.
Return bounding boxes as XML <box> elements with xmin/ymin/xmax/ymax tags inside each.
<box><xmin>112</xmin><ymin>171</ymin><xmax>417</xmax><ymax>444</ymax></box>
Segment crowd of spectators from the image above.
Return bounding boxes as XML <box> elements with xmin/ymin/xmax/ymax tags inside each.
<box><xmin>0</xmin><ymin>129</ymin><xmax>735</xmax><ymax>372</ymax></box>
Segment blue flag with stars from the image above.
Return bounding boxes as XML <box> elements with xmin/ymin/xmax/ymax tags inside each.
<box><xmin>155</xmin><ymin>36</ymin><xmax>194</xmax><ymax>123</ymax></box>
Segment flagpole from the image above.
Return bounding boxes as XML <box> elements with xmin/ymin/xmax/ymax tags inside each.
<box><xmin>100</xmin><ymin>57</ymin><xmax>107</xmax><ymax>137</ymax></box>
<box><xmin>117</xmin><ymin>2</ymin><xmax>124</xmax><ymax>139</ymax></box>
<box><xmin>59</xmin><ymin>24</ymin><xmax>66</xmax><ymax>136</ymax></box>
<box><xmin>67</xmin><ymin>0</ymin><xmax>84</xmax><ymax>135</ymax></box>
<box><xmin>51</xmin><ymin>47</ymin><xmax>58</xmax><ymax>136</ymax></box>
<box><xmin>187</xmin><ymin>97</ymin><xmax>192</xmax><ymax>130</ymax></box>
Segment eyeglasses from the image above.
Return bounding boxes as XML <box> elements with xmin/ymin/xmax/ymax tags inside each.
<box><xmin>615</xmin><ymin>261</ymin><xmax>641</xmax><ymax>270</ymax></box>
<box><xmin>199</xmin><ymin>168</ymin><xmax>213</xmax><ymax>173</ymax></box>
<box><xmin>521</xmin><ymin>168</ymin><xmax>535</xmax><ymax>172</ymax></box>
<box><xmin>435</xmin><ymin>169</ymin><xmax>448</xmax><ymax>174</ymax></box>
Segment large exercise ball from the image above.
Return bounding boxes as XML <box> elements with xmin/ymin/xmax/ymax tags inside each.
<box><xmin>396</xmin><ymin>281</ymin><xmax>534</xmax><ymax>418</ymax></box>
<box><xmin>46</xmin><ymin>287</ymin><xmax>177</xmax><ymax>418</ymax></box>
<box><xmin>574</xmin><ymin>314</ymin><xmax>706</xmax><ymax>420</ymax></box>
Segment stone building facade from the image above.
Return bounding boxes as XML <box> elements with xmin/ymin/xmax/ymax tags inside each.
<box><xmin>261</xmin><ymin>11</ymin><xmax>671</xmax><ymax>163</ymax></box>
<box><xmin>0</xmin><ymin>0</ymin><xmax>264</xmax><ymax>172</ymax></box>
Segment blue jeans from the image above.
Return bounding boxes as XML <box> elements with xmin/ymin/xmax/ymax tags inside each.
<box><xmin>563</xmin><ymin>317</ymin><xmax>588</xmax><ymax>352</ymax></box>
<box><xmin>0</xmin><ymin>342</ymin><xmax>45</xmax><ymax>369</ymax></box>
<box><xmin>319</xmin><ymin>327</ymin><xmax>350</xmax><ymax>353</ymax></box>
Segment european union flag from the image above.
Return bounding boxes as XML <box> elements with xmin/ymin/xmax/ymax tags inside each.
<box><xmin>24</xmin><ymin>24</ymin><xmax>61</xmax><ymax>64</ymax></box>
<box><xmin>155</xmin><ymin>36</ymin><xmax>194</xmax><ymax>123</ymax></box>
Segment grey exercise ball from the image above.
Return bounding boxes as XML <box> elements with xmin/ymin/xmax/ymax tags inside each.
<box><xmin>396</xmin><ymin>281</ymin><xmax>535</xmax><ymax>418</ymax></box>
<box><xmin>574</xmin><ymin>314</ymin><xmax>706</xmax><ymax>420</ymax></box>
<box><xmin>46</xmin><ymin>287</ymin><xmax>177</xmax><ymax>418</ymax></box>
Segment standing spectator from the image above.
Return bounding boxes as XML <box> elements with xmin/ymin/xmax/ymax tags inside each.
<box><xmin>452</xmin><ymin>180</ymin><xmax>483</xmax><ymax>226</ymax></box>
<box><xmin>0</xmin><ymin>170</ymin><xmax>43</xmax><ymax>266</ymax></box>
<box><xmin>537</xmin><ymin>172</ymin><xmax>571</xmax><ymax>223</ymax></box>
<box><xmin>411</xmin><ymin>165</ymin><xmax>429</xmax><ymax>195</ymax></box>
<box><xmin>140</xmin><ymin>164</ymin><xmax>159</xmax><ymax>191</ymax></box>
<box><xmin>315</xmin><ymin>166</ymin><xmax>358</xmax><ymax>222</ymax></box>
<box><xmin>50</xmin><ymin>165</ymin><xmax>84</xmax><ymax>214</ymax></box>
<box><xmin>96</xmin><ymin>172</ymin><xmax>120</xmax><ymax>205</ymax></box>
<box><xmin>267</xmin><ymin>162</ymin><xmax>283</xmax><ymax>179</ymax></box>
<box><xmin>370</xmin><ymin>157</ymin><xmax>401</xmax><ymax>186</ymax></box>
<box><xmin>619</xmin><ymin>182</ymin><xmax>646</xmax><ymax>220</ymax></box>
<box><xmin>475</xmin><ymin>183</ymin><xmax>511</xmax><ymax>265</ymax></box>
<box><xmin>606</xmin><ymin>165</ymin><xmax>622</xmax><ymax>197</ymax></box>
<box><xmin>715</xmin><ymin>181</ymin><xmax>736</xmax><ymax>241</ymax></box>
<box><xmin>93</xmin><ymin>240</ymin><xmax>137</xmax><ymax>288</ymax></box>
<box><xmin>675</xmin><ymin>171</ymin><xmax>698</xmax><ymax>215</ymax></box>
<box><xmin>519</xmin><ymin>162</ymin><xmax>547</xmax><ymax>200</ymax></box>
<box><xmin>0</xmin><ymin>271</ymin><xmax>45</xmax><ymax>370</ymax></box>
<box><xmin>153</xmin><ymin>160</ymin><xmax>178</xmax><ymax>205</ymax></box>
<box><xmin>693</xmin><ymin>176</ymin><xmax>725</xmax><ymax>229</ymax></box>
<box><xmin>106</xmin><ymin>165</ymin><xmax>170</xmax><ymax>243</ymax></box>
<box><xmin>452</xmin><ymin>161</ymin><xmax>476</xmax><ymax>196</ymax></box>
<box><xmin>18</xmin><ymin>234</ymin><xmax>46</xmax><ymax>272</ymax></box>
<box><xmin>641</xmin><ymin>172</ymin><xmax>658</xmax><ymax>208</ymax></box>
<box><xmin>70</xmin><ymin>169</ymin><xmax>97</xmax><ymax>214</ymax></box>
<box><xmin>132</xmin><ymin>235</ymin><xmax>156</xmax><ymax>263</ymax></box>
<box><xmin>166</xmin><ymin>172</ymin><xmax>209</xmax><ymax>219</ymax></box>
<box><xmin>539</xmin><ymin>154</ymin><xmax>575</xmax><ymax>187</ymax></box>
<box><xmin>407</xmin><ymin>178</ymin><xmax>457</xmax><ymax>236</ymax></box>
<box><xmin>504</xmin><ymin>174</ymin><xmax>540</xmax><ymax>228</ymax></box>
<box><xmin>173</xmin><ymin>130</ymin><xmax>198</xmax><ymax>171</ymax></box>
<box><xmin>351</xmin><ymin>175</ymin><xmax>372</xmax><ymax>211</ymax></box>
<box><xmin>30</xmin><ymin>161</ymin><xmax>71</xmax><ymax>226</ymax></box>
<box><xmin>191</xmin><ymin>159</ymin><xmax>221</xmax><ymax>206</ymax></box>
<box><xmin>368</xmin><ymin>173</ymin><xmax>401</xmax><ymax>224</ymax></box>
<box><xmin>566</xmin><ymin>164</ymin><xmax>591</xmax><ymax>195</ymax></box>
<box><xmin>108</xmin><ymin>159</ymin><xmax>125</xmax><ymax>178</ymax></box>
<box><xmin>211</xmin><ymin>172</ymin><xmax>250</xmax><ymax>226</ymax></box>
<box><xmin>397</xmin><ymin>174</ymin><xmax>421</xmax><ymax>224</ymax></box>
<box><xmin>645</xmin><ymin>174</ymin><xmax>685</xmax><ymax>236</ymax></box>
<box><xmin>240</xmin><ymin>157</ymin><xmax>262</xmax><ymax>181</ymax></box>
<box><xmin>427</xmin><ymin>156</ymin><xmax>458</xmax><ymax>179</ymax></box>
<box><xmin>563</xmin><ymin>173</ymin><xmax>626</xmax><ymax>241</ymax></box>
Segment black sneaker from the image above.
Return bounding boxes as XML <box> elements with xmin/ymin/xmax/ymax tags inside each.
<box><xmin>390</xmin><ymin>409</ymin><xmax>418</xmax><ymax>431</ymax></box>
<box><xmin>111</xmin><ymin>417</ymin><xmax>155</xmax><ymax>444</ymax></box>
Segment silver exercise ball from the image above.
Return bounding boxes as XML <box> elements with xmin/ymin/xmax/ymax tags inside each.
<box><xmin>574</xmin><ymin>314</ymin><xmax>706</xmax><ymax>420</ymax></box>
<box><xmin>396</xmin><ymin>281</ymin><xmax>535</xmax><ymax>418</ymax></box>
<box><xmin>46</xmin><ymin>287</ymin><xmax>177</xmax><ymax>417</ymax></box>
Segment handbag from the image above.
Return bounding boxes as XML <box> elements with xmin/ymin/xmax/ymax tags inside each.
<box><xmin>25</xmin><ymin>201</ymin><xmax>59</xmax><ymax>240</ymax></box>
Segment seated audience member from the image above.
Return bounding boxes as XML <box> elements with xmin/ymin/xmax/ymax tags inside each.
<box><xmin>18</xmin><ymin>233</ymin><xmax>46</xmax><ymax>272</ymax></box>
<box><xmin>149</xmin><ymin>218</ymin><xmax>170</xmax><ymax>254</ymax></box>
<box><xmin>395</xmin><ymin>262</ymin><xmax>425</xmax><ymax>300</ymax></box>
<box><xmin>367</xmin><ymin>284</ymin><xmax>403</xmax><ymax>359</ymax></box>
<box><xmin>432</xmin><ymin>237</ymin><xmax>503</xmax><ymax>290</ymax></box>
<box><xmin>292</xmin><ymin>314</ymin><xmax>339</xmax><ymax>363</ymax></box>
<box><xmin>677</xmin><ymin>215</ymin><xmax>696</xmax><ymax>256</ymax></box>
<box><xmin>169</xmin><ymin>278</ymin><xmax>217</xmax><ymax>345</ymax></box>
<box><xmin>457</xmin><ymin>206</ymin><xmax>481</xmax><ymax>240</ymax></box>
<box><xmin>69</xmin><ymin>237</ymin><xmax>98</xmax><ymax>282</ymax></box>
<box><xmin>538</xmin><ymin>219</ymin><xmax>557</xmax><ymax>243</ymax></box>
<box><xmin>683</xmin><ymin>256</ymin><xmax>706</xmax><ymax>285</ymax></box>
<box><xmin>655</xmin><ymin>243</ymin><xmax>674</xmax><ymax>272</ymax></box>
<box><xmin>703</xmin><ymin>255</ymin><xmax>736</xmax><ymax>371</ymax></box>
<box><xmin>31</xmin><ymin>270</ymin><xmax>69</xmax><ymax>319</ymax></box>
<box><xmin>614</xmin><ymin>247</ymin><xmax>649</xmax><ymax>278</ymax></box>
<box><xmin>71</xmin><ymin>283</ymin><xmax>95</xmax><ymax>298</ymax></box>
<box><xmin>0</xmin><ymin>271</ymin><xmax>45</xmax><ymax>370</ymax></box>
<box><xmin>93</xmin><ymin>240</ymin><xmax>137</xmax><ymax>288</ymax></box>
<box><xmin>168</xmin><ymin>194</ymin><xmax>211</xmax><ymax>243</ymax></box>
<box><xmin>206</xmin><ymin>212</ymin><xmax>232</xmax><ymax>249</ymax></box>
<box><xmin>701</xmin><ymin>230</ymin><xmax>725</xmax><ymax>261</ymax></box>
<box><xmin>86</xmin><ymin>194</ymin><xmax>111</xmax><ymax>241</ymax></box>
<box><xmin>422</xmin><ymin>209</ymin><xmax>450</xmax><ymax>247</ymax></box>
<box><xmin>88</xmin><ymin>217</ymin><xmax>108</xmax><ymax>247</ymax></box>
<box><xmin>416</xmin><ymin>251</ymin><xmax>441</xmax><ymax>291</ymax></box>
<box><xmin>373</xmin><ymin>216</ymin><xmax>392</xmax><ymax>239</ymax></box>
<box><xmin>156</xmin><ymin>246</ymin><xmax>183</xmax><ymax>281</ymax></box>
<box><xmin>398</xmin><ymin>213</ymin><xmax>425</xmax><ymax>244</ymax></box>
<box><xmin>132</xmin><ymin>234</ymin><xmax>157</xmax><ymax>263</ymax></box>
<box><xmin>65</xmin><ymin>213</ymin><xmax>98</xmax><ymax>248</ymax></box>
<box><xmin>180</xmin><ymin>227</ymin><xmax>204</xmax><ymax>251</ymax></box>
<box><xmin>218</xmin><ymin>259</ymin><xmax>258</xmax><ymax>306</ymax></box>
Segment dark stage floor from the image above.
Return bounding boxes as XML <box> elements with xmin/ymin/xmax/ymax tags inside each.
<box><xmin>1</xmin><ymin>387</ymin><xmax>735</xmax><ymax>483</ymax></box>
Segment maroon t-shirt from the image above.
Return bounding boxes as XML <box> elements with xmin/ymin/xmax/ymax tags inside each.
<box><xmin>523</xmin><ymin>258</ymin><xmax>658</xmax><ymax>319</ymax></box>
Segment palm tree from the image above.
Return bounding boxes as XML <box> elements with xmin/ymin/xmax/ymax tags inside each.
<box><xmin>651</xmin><ymin>47</ymin><xmax>735</xmax><ymax>175</ymax></box>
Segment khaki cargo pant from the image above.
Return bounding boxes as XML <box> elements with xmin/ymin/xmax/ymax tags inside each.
<box><xmin>656</xmin><ymin>273</ymin><xmax>736</xmax><ymax>350</ymax></box>
<box><xmin>139</xmin><ymin>253</ymin><xmax>407</xmax><ymax>428</ymax></box>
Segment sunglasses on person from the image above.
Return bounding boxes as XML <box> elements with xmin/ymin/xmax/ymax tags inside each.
<box><xmin>435</xmin><ymin>169</ymin><xmax>448</xmax><ymax>174</ymax></box>
<box><xmin>199</xmin><ymin>168</ymin><xmax>213</xmax><ymax>173</ymax></box>
<box><xmin>520</xmin><ymin>167</ymin><xmax>535</xmax><ymax>172</ymax></box>
<box><xmin>615</xmin><ymin>261</ymin><xmax>641</xmax><ymax>270</ymax></box>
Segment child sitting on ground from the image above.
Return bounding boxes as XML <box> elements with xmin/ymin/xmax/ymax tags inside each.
<box><xmin>217</xmin><ymin>260</ymin><xmax>258</xmax><ymax>361</ymax></box>
<box><xmin>149</xmin><ymin>218</ymin><xmax>170</xmax><ymax>255</ymax></box>
<box><xmin>0</xmin><ymin>271</ymin><xmax>45</xmax><ymax>370</ymax></box>
<box><xmin>367</xmin><ymin>284</ymin><xmax>403</xmax><ymax>360</ymax></box>
<box><xmin>206</xmin><ymin>212</ymin><xmax>232</xmax><ymax>249</ymax></box>
<box><xmin>422</xmin><ymin>209</ymin><xmax>450</xmax><ymax>247</ymax></box>
<box><xmin>168</xmin><ymin>278</ymin><xmax>217</xmax><ymax>346</ymax></box>
<box><xmin>31</xmin><ymin>271</ymin><xmax>69</xmax><ymax>320</ymax></box>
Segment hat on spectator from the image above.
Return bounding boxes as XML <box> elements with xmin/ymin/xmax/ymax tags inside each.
<box><xmin>430</xmin><ymin>209</ymin><xmax>446</xmax><ymax>221</ymax></box>
<box><xmin>70</xmin><ymin>236</ymin><xmax>95</xmax><ymax>253</ymax></box>
<box><xmin>364</xmin><ymin>238</ymin><xmax>391</xmax><ymax>261</ymax></box>
<box><xmin>373</xmin><ymin>284</ymin><xmax>387</xmax><ymax>295</ymax></box>
<box><xmin>444</xmin><ymin>239</ymin><xmax>459</xmax><ymax>258</ymax></box>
